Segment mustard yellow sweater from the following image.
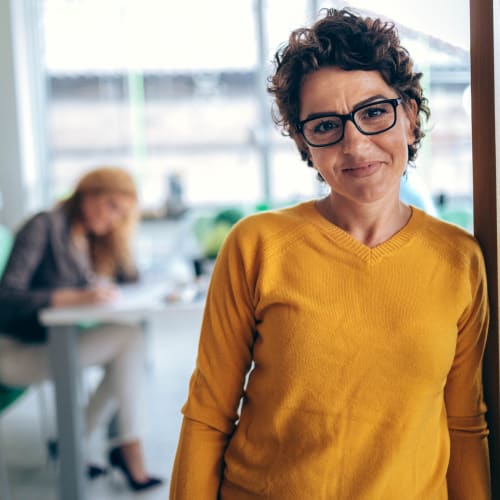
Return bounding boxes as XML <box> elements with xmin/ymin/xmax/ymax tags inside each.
<box><xmin>170</xmin><ymin>201</ymin><xmax>490</xmax><ymax>500</ymax></box>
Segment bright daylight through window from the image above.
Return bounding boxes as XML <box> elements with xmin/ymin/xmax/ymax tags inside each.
<box><xmin>41</xmin><ymin>0</ymin><xmax>472</xmax><ymax>229</ymax></box>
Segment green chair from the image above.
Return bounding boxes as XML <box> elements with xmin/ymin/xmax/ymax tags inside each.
<box><xmin>0</xmin><ymin>225</ymin><xmax>23</xmax><ymax>421</ymax></box>
<box><xmin>0</xmin><ymin>224</ymin><xmax>67</xmax><ymax>497</ymax></box>
<box><xmin>0</xmin><ymin>226</ymin><xmax>19</xmax><ymax>407</ymax></box>
<box><xmin>0</xmin><ymin>384</ymin><xmax>25</xmax><ymax>410</ymax></box>
<box><xmin>0</xmin><ymin>224</ymin><xmax>13</xmax><ymax>278</ymax></box>
<box><xmin>0</xmin><ymin>385</ymin><xmax>27</xmax><ymax>500</ymax></box>
<box><xmin>0</xmin><ymin>225</ymin><xmax>26</xmax><ymax>500</ymax></box>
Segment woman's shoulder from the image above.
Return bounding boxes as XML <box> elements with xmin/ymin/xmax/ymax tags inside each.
<box><xmin>416</xmin><ymin>208</ymin><xmax>484</xmax><ymax>265</ymax></box>
<box><xmin>233</xmin><ymin>201</ymin><xmax>313</xmax><ymax>238</ymax></box>
<box><xmin>224</xmin><ymin>201</ymin><xmax>315</xmax><ymax>257</ymax></box>
<box><xmin>419</xmin><ymin>209</ymin><xmax>477</xmax><ymax>243</ymax></box>
<box><xmin>236</xmin><ymin>201</ymin><xmax>312</xmax><ymax>230</ymax></box>
<box><xmin>13</xmin><ymin>208</ymin><xmax>73</xmax><ymax>250</ymax></box>
<box><xmin>17</xmin><ymin>208</ymin><xmax>66</xmax><ymax>233</ymax></box>
<box><xmin>15</xmin><ymin>210</ymin><xmax>51</xmax><ymax>235</ymax></box>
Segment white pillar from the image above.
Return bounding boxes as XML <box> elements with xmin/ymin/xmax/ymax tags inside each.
<box><xmin>0</xmin><ymin>0</ymin><xmax>48</xmax><ymax>229</ymax></box>
<box><xmin>254</xmin><ymin>0</ymin><xmax>272</xmax><ymax>205</ymax></box>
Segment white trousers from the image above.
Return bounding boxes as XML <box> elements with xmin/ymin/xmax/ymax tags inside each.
<box><xmin>0</xmin><ymin>323</ymin><xmax>145</xmax><ymax>449</ymax></box>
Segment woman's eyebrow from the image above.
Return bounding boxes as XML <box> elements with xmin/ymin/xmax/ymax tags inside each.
<box><xmin>303</xmin><ymin>94</ymin><xmax>392</xmax><ymax>121</ymax></box>
<box><xmin>353</xmin><ymin>94</ymin><xmax>391</xmax><ymax>109</ymax></box>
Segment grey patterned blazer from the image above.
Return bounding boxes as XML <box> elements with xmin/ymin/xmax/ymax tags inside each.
<box><xmin>0</xmin><ymin>207</ymin><xmax>138</xmax><ymax>342</ymax></box>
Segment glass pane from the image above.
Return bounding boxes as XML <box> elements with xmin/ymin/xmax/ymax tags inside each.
<box><xmin>42</xmin><ymin>0</ymin><xmax>260</xmax><ymax>212</ymax></box>
<box><xmin>313</xmin><ymin>0</ymin><xmax>473</xmax><ymax>230</ymax></box>
<box><xmin>41</xmin><ymin>0</ymin><xmax>472</xmax><ymax>229</ymax></box>
<box><xmin>265</xmin><ymin>0</ymin><xmax>319</xmax><ymax>204</ymax></box>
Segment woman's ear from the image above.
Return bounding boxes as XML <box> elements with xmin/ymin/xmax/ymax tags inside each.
<box><xmin>405</xmin><ymin>99</ymin><xmax>418</xmax><ymax>145</ymax></box>
<box><xmin>300</xmin><ymin>149</ymin><xmax>314</xmax><ymax>167</ymax></box>
<box><xmin>295</xmin><ymin>132</ymin><xmax>313</xmax><ymax>167</ymax></box>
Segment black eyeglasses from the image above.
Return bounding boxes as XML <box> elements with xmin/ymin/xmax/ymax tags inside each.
<box><xmin>296</xmin><ymin>98</ymin><xmax>402</xmax><ymax>148</ymax></box>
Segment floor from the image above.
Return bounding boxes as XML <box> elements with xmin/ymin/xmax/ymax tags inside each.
<box><xmin>0</xmin><ymin>282</ymin><xmax>204</xmax><ymax>499</ymax></box>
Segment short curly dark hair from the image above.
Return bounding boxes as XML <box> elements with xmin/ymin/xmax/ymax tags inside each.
<box><xmin>268</xmin><ymin>8</ymin><xmax>430</xmax><ymax>169</ymax></box>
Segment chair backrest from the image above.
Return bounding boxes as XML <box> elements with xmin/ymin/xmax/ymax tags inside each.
<box><xmin>0</xmin><ymin>225</ymin><xmax>13</xmax><ymax>279</ymax></box>
<box><xmin>0</xmin><ymin>225</ymin><xmax>26</xmax><ymax>412</ymax></box>
<box><xmin>0</xmin><ymin>384</ymin><xmax>26</xmax><ymax>414</ymax></box>
<box><xmin>0</xmin><ymin>383</ymin><xmax>25</xmax><ymax>500</ymax></box>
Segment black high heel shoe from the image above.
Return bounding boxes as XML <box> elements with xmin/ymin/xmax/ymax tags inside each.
<box><xmin>87</xmin><ymin>464</ymin><xmax>108</xmax><ymax>479</ymax></box>
<box><xmin>108</xmin><ymin>446</ymin><xmax>163</xmax><ymax>491</ymax></box>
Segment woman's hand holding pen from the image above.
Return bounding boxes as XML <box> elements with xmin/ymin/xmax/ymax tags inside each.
<box><xmin>51</xmin><ymin>284</ymin><xmax>118</xmax><ymax>307</ymax></box>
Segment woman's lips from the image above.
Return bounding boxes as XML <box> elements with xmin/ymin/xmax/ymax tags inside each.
<box><xmin>342</xmin><ymin>162</ymin><xmax>383</xmax><ymax>177</ymax></box>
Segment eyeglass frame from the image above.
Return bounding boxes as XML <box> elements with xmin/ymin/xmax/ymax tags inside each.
<box><xmin>295</xmin><ymin>97</ymin><xmax>403</xmax><ymax>148</ymax></box>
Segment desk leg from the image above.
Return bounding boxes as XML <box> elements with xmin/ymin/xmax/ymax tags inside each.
<box><xmin>48</xmin><ymin>325</ymin><xmax>86</xmax><ymax>500</ymax></box>
<box><xmin>141</xmin><ymin>318</ymin><xmax>154</xmax><ymax>372</ymax></box>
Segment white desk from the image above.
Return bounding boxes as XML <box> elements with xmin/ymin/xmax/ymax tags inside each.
<box><xmin>39</xmin><ymin>282</ymin><xmax>204</xmax><ymax>500</ymax></box>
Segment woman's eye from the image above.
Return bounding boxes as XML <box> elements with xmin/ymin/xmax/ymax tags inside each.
<box><xmin>360</xmin><ymin>105</ymin><xmax>388</xmax><ymax>120</ymax></box>
<box><xmin>313</xmin><ymin>120</ymin><xmax>339</xmax><ymax>134</ymax></box>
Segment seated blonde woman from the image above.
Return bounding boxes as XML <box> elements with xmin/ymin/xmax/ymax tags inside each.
<box><xmin>0</xmin><ymin>167</ymin><xmax>162</xmax><ymax>492</ymax></box>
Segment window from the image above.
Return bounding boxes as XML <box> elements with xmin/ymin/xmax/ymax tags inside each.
<box><xmin>41</xmin><ymin>0</ymin><xmax>473</xmax><ymax>226</ymax></box>
<box><xmin>43</xmin><ymin>0</ymin><xmax>262</xmax><ymax>211</ymax></box>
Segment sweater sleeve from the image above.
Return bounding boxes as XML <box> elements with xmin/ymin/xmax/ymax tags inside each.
<box><xmin>169</xmin><ymin>418</ymin><xmax>228</xmax><ymax>499</ymax></box>
<box><xmin>0</xmin><ymin>214</ymin><xmax>53</xmax><ymax>326</ymax></box>
<box><xmin>445</xmin><ymin>248</ymin><xmax>491</xmax><ymax>499</ymax></box>
<box><xmin>170</xmin><ymin>224</ymin><xmax>256</xmax><ymax>498</ymax></box>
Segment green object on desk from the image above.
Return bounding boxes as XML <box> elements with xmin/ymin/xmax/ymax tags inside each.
<box><xmin>202</xmin><ymin>222</ymin><xmax>232</xmax><ymax>259</ymax></box>
<box><xmin>77</xmin><ymin>321</ymin><xmax>100</xmax><ymax>330</ymax></box>
<box><xmin>194</xmin><ymin>207</ymin><xmax>245</xmax><ymax>259</ymax></box>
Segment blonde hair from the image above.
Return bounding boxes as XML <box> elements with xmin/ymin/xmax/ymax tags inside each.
<box><xmin>61</xmin><ymin>167</ymin><xmax>138</xmax><ymax>278</ymax></box>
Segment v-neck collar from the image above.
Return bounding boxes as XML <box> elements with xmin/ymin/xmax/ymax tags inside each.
<box><xmin>301</xmin><ymin>199</ymin><xmax>425</xmax><ymax>264</ymax></box>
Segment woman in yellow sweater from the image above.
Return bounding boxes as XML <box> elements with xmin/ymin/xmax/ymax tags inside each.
<box><xmin>170</xmin><ymin>8</ymin><xmax>490</xmax><ymax>499</ymax></box>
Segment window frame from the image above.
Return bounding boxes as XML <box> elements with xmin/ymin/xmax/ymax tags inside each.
<box><xmin>470</xmin><ymin>0</ymin><xmax>499</xmax><ymax>494</ymax></box>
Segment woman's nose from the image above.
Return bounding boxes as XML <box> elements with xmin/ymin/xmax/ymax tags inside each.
<box><xmin>341</xmin><ymin>120</ymin><xmax>370</xmax><ymax>155</ymax></box>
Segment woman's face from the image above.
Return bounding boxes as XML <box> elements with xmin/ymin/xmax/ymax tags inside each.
<box><xmin>299</xmin><ymin>67</ymin><xmax>416</xmax><ymax>206</ymax></box>
<box><xmin>80</xmin><ymin>192</ymin><xmax>135</xmax><ymax>236</ymax></box>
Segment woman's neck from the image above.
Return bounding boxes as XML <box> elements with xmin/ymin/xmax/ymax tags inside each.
<box><xmin>315</xmin><ymin>195</ymin><xmax>412</xmax><ymax>248</ymax></box>
<box><xmin>70</xmin><ymin>222</ymin><xmax>90</xmax><ymax>250</ymax></box>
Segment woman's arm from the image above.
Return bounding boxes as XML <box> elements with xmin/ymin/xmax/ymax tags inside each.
<box><xmin>0</xmin><ymin>213</ymin><xmax>118</xmax><ymax>313</ymax></box>
<box><xmin>170</xmin><ymin>223</ymin><xmax>257</xmax><ymax>498</ymax></box>
<box><xmin>0</xmin><ymin>214</ymin><xmax>53</xmax><ymax>323</ymax></box>
<box><xmin>51</xmin><ymin>285</ymin><xmax>117</xmax><ymax>306</ymax></box>
<box><xmin>116</xmin><ymin>265</ymin><xmax>139</xmax><ymax>284</ymax></box>
<box><xmin>445</xmin><ymin>249</ymin><xmax>491</xmax><ymax>499</ymax></box>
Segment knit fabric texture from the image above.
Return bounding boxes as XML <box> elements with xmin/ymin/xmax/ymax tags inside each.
<box><xmin>171</xmin><ymin>201</ymin><xmax>490</xmax><ymax>500</ymax></box>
